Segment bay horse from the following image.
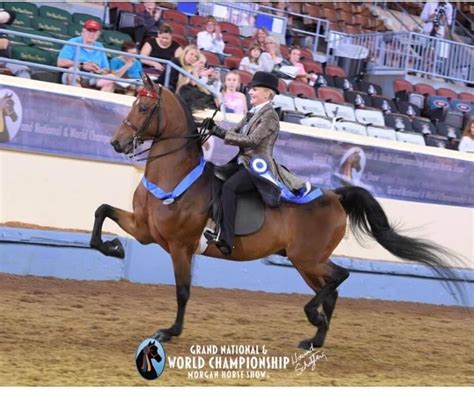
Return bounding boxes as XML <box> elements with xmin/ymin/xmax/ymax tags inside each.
<box><xmin>90</xmin><ymin>77</ymin><xmax>462</xmax><ymax>349</ymax></box>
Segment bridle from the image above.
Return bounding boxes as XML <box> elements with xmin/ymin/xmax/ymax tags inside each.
<box><xmin>121</xmin><ymin>85</ymin><xmax>215</xmax><ymax>163</ymax></box>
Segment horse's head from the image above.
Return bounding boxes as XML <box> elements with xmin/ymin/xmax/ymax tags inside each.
<box><xmin>1</xmin><ymin>94</ymin><xmax>18</xmax><ymax>122</ymax></box>
<box><xmin>111</xmin><ymin>75</ymin><xmax>166</xmax><ymax>154</ymax></box>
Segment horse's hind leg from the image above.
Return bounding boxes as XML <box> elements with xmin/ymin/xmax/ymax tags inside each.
<box><xmin>292</xmin><ymin>260</ymin><xmax>349</xmax><ymax>349</ymax></box>
<box><xmin>90</xmin><ymin>204</ymin><xmax>151</xmax><ymax>258</ymax></box>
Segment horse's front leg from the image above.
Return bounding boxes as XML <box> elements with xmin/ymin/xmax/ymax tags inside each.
<box><xmin>90</xmin><ymin>203</ymin><xmax>151</xmax><ymax>259</ymax></box>
<box><xmin>154</xmin><ymin>245</ymin><xmax>193</xmax><ymax>342</ymax></box>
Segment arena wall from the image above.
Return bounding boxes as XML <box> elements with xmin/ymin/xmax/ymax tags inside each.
<box><xmin>0</xmin><ymin>76</ymin><xmax>473</xmax><ymax>306</ymax></box>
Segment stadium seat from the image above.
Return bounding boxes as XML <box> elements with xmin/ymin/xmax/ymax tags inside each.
<box><xmin>294</xmin><ymin>97</ymin><xmax>327</xmax><ymax>117</ymax></box>
<box><xmin>366</xmin><ymin>127</ymin><xmax>397</xmax><ymax>141</ymax></box>
<box><xmin>355</xmin><ymin>109</ymin><xmax>386</xmax><ymax>127</ymax></box>
<box><xmin>219</xmin><ymin>21</ymin><xmax>240</xmax><ymax>36</ymax></box>
<box><xmin>458</xmin><ymin>92</ymin><xmax>474</xmax><ymax>102</ymax></box>
<box><xmin>313</xmin><ymin>74</ymin><xmax>335</xmax><ymax>88</ymax></box>
<box><xmin>201</xmin><ymin>51</ymin><xmax>221</xmax><ymax>66</ymax></box>
<box><xmin>190</xmin><ymin>15</ymin><xmax>206</xmax><ymax>28</ymax></box>
<box><xmin>334</xmin><ymin>77</ymin><xmax>359</xmax><ymax>92</ymax></box>
<box><xmin>172</xmin><ymin>34</ymin><xmax>188</xmax><ymax>48</ymax></box>
<box><xmin>72</xmin><ymin>13</ymin><xmax>102</xmax><ymax>27</ymax></box>
<box><xmin>22</xmin><ymin>30</ymin><xmax>62</xmax><ymax>52</ymax></box>
<box><xmin>335</xmin><ymin>121</ymin><xmax>367</xmax><ymax>136</ymax></box>
<box><xmin>411</xmin><ymin>118</ymin><xmax>437</xmax><ymax>135</ymax></box>
<box><xmin>424</xmin><ymin>135</ymin><xmax>447</xmax><ymax>148</ymax></box>
<box><xmin>450</xmin><ymin>99</ymin><xmax>474</xmax><ymax>116</ymax></box>
<box><xmin>299</xmin><ymin>117</ymin><xmax>333</xmax><ymax>130</ymax></box>
<box><xmin>324</xmin><ymin>102</ymin><xmax>356</xmax><ymax>122</ymax></box>
<box><xmin>358</xmin><ymin>81</ymin><xmax>383</xmax><ymax>96</ymax></box>
<box><xmin>279</xmin><ymin>45</ymin><xmax>289</xmax><ymax>59</ymax></box>
<box><xmin>272</xmin><ymin>94</ymin><xmax>296</xmax><ymax>112</ymax></box>
<box><xmin>436</xmin><ymin>122</ymin><xmax>461</xmax><ymax>140</ymax></box>
<box><xmin>436</xmin><ymin>87</ymin><xmax>458</xmax><ymax>100</ymax></box>
<box><xmin>224</xmin><ymin>46</ymin><xmax>245</xmax><ymax>58</ymax></box>
<box><xmin>384</xmin><ymin>113</ymin><xmax>414</xmax><ymax>132</ymax></box>
<box><xmin>31</xmin><ymin>17</ymin><xmax>68</xmax><ymax>38</ymax></box>
<box><xmin>236</xmin><ymin>70</ymin><xmax>252</xmax><ymax>86</ymax></box>
<box><xmin>393</xmin><ymin>78</ymin><xmax>414</xmax><ymax>94</ymax></box>
<box><xmin>166</xmin><ymin>21</ymin><xmax>187</xmax><ymax>36</ymax></box>
<box><xmin>288</xmin><ymin>81</ymin><xmax>316</xmax><ymax>99</ymax></box>
<box><xmin>278</xmin><ymin>79</ymin><xmax>288</xmax><ymax>94</ymax></box>
<box><xmin>302</xmin><ymin>60</ymin><xmax>323</xmax><ymax>75</ymax></box>
<box><xmin>325</xmin><ymin>64</ymin><xmax>346</xmax><ymax>77</ymax></box>
<box><xmin>396</xmin><ymin>101</ymin><xmax>421</xmax><ymax>117</ymax></box>
<box><xmin>318</xmin><ymin>87</ymin><xmax>345</xmax><ymax>104</ymax></box>
<box><xmin>102</xmin><ymin>30</ymin><xmax>133</xmax><ymax>48</ymax></box>
<box><xmin>426</xmin><ymin>95</ymin><xmax>450</xmax><ymax>122</ymax></box>
<box><xmin>396</xmin><ymin>131</ymin><xmax>426</xmax><ymax>146</ymax></box>
<box><xmin>162</xmin><ymin>9</ymin><xmax>188</xmax><ymax>25</ymax></box>
<box><xmin>344</xmin><ymin>91</ymin><xmax>373</xmax><ymax>108</ymax></box>
<box><xmin>11</xmin><ymin>13</ymin><xmax>33</xmax><ymax>30</ymax></box>
<box><xmin>11</xmin><ymin>44</ymin><xmax>54</xmax><ymax>65</ymax></box>
<box><xmin>38</xmin><ymin>5</ymin><xmax>72</xmax><ymax>24</ymax></box>
<box><xmin>4</xmin><ymin>2</ymin><xmax>38</xmax><ymax>17</ymax></box>
<box><xmin>68</xmin><ymin>23</ymin><xmax>83</xmax><ymax>37</ymax></box>
<box><xmin>299</xmin><ymin>47</ymin><xmax>314</xmax><ymax>61</ymax></box>
<box><xmin>224</xmin><ymin>56</ymin><xmax>241</xmax><ymax>70</ymax></box>
<box><xmin>223</xmin><ymin>34</ymin><xmax>242</xmax><ymax>48</ymax></box>
<box><xmin>242</xmin><ymin>36</ymin><xmax>254</xmax><ymax>49</ymax></box>
<box><xmin>371</xmin><ymin>95</ymin><xmax>399</xmax><ymax>114</ymax></box>
<box><xmin>414</xmin><ymin>83</ymin><xmax>436</xmax><ymax>97</ymax></box>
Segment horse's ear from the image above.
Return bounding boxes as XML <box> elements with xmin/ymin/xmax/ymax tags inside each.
<box><xmin>141</xmin><ymin>73</ymin><xmax>154</xmax><ymax>90</ymax></box>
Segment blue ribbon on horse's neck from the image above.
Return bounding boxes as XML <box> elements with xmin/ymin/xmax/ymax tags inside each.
<box><xmin>141</xmin><ymin>158</ymin><xmax>206</xmax><ymax>204</ymax></box>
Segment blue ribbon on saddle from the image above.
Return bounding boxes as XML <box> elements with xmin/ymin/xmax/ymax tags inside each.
<box><xmin>141</xmin><ymin>158</ymin><xmax>206</xmax><ymax>205</ymax></box>
<box><xmin>250</xmin><ymin>158</ymin><xmax>323</xmax><ymax>204</ymax></box>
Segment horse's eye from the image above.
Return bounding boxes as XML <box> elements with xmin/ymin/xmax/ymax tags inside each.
<box><xmin>139</xmin><ymin>104</ymin><xmax>149</xmax><ymax>113</ymax></box>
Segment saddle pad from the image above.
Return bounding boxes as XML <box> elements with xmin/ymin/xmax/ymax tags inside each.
<box><xmin>235</xmin><ymin>191</ymin><xmax>265</xmax><ymax>236</ymax></box>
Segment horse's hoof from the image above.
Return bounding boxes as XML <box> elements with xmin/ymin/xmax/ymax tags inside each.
<box><xmin>153</xmin><ymin>329</ymin><xmax>173</xmax><ymax>342</ymax></box>
<box><xmin>103</xmin><ymin>238</ymin><xmax>125</xmax><ymax>259</ymax></box>
<box><xmin>297</xmin><ymin>339</ymin><xmax>314</xmax><ymax>350</ymax></box>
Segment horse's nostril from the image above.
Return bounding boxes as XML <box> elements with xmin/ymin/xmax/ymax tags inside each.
<box><xmin>111</xmin><ymin>140</ymin><xmax>122</xmax><ymax>153</ymax></box>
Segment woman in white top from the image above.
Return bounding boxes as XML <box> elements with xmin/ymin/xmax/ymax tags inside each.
<box><xmin>239</xmin><ymin>44</ymin><xmax>264</xmax><ymax>75</ymax></box>
<box><xmin>458</xmin><ymin>116</ymin><xmax>474</xmax><ymax>153</ymax></box>
<box><xmin>259</xmin><ymin>36</ymin><xmax>283</xmax><ymax>73</ymax></box>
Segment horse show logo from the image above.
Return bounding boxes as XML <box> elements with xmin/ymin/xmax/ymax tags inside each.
<box><xmin>455</xmin><ymin>102</ymin><xmax>471</xmax><ymax>113</ymax></box>
<box><xmin>0</xmin><ymin>89</ymin><xmax>23</xmax><ymax>143</ymax></box>
<box><xmin>135</xmin><ymin>338</ymin><xmax>166</xmax><ymax>380</ymax></box>
<box><xmin>434</xmin><ymin>99</ymin><xmax>449</xmax><ymax>108</ymax></box>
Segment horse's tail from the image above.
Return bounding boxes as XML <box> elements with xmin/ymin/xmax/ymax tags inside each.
<box><xmin>334</xmin><ymin>185</ymin><xmax>466</xmax><ymax>303</ymax></box>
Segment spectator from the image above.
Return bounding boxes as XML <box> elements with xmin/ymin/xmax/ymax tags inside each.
<box><xmin>458</xmin><ymin>117</ymin><xmax>474</xmax><ymax>153</ymax></box>
<box><xmin>287</xmin><ymin>47</ymin><xmax>316</xmax><ymax>84</ymax></box>
<box><xmin>177</xmin><ymin>53</ymin><xmax>220</xmax><ymax>111</ymax></box>
<box><xmin>222</xmin><ymin>71</ymin><xmax>247</xmax><ymax>115</ymax></box>
<box><xmin>0</xmin><ymin>9</ymin><xmax>30</xmax><ymax>79</ymax></box>
<box><xmin>239</xmin><ymin>44</ymin><xmax>264</xmax><ymax>75</ymax></box>
<box><xmin>57</xmin><ymin>19</ymin><xmax>114</xmax><ymax>92</ymax></box>
<box><xmin>259</xmin><ymin>36</ymin><xmax>283</xmax><ymax>73</ymax></box>
<box><xmin>197</xmin><ymin>16</ymin><xmax>225</xmax><ymax>63</ymax></box>
<box><xmin>110</xmin><ymin>41</ymin><xmax>143</xmax><ymax>95</ymax></box>
<box><xmin>140</xmin><ymin>23</ymin><xmax>183</xmax><ymax>76</ymax></box>
<box><xmin>167</xmin><ymin>44</ymin><xmax>200</xmax><ymax>92</ymax></box>
<box><xmin>135</xmin><ymin>1</ymin><xmax>162</xmax><ymax>45</ymax></box>
<box><xmin>420</xmin><ymin>1</ymin><xmax>453</xmax><ymax>38</ymax></box>
<box><xmin>251</xmin><ymin>27</ymin><xmax>269</xmax><ymax>51</ymax></box>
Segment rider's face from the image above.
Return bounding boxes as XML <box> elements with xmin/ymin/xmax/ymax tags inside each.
<box><xmin>249</xmin><ymin>87</ymin><xmax>272</xmax><ymax>106</ymax></box>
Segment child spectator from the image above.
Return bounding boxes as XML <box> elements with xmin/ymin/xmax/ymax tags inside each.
<box><xmin>222</xmin><ymin>71</ymin><xmax>247</xmax><ymax>115</ymax></box>
<box><xmin>109</xmin><ymin>41</ymin><xmax>143</xmax><ymax>95</ymax></box>
<box><xmin>288</xmin><ymin>47</ymin><xmax>316</xmax><ymax>84</ymax></box>
<box><xmin>458</xmin><ymin>116</ymin><xmax>474</xmax><ymax>153</ymax></box>
<box><xmin>239</xmin><ymin>44</ymin><xmax>264</xmax><ymax>75</ymax></box>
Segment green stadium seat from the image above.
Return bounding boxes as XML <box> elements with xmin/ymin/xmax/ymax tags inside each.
<box><xmin>22</xmin><ymin>31</ymin><xmax>62</xmax><ymax>52</ymax></box>
<box><xmin>72</xmin><ymin>13</ymin><xmax>102</xmax><ymax>27</ymax></box>
<box><xmin>4</xmin><ymin>2</ymin><xmax>38</xmax><ymax>18</ymax></box>
<box><xmin>5</xmin><ymin>27</ymin><xmax>31</xmax><ymax>45</ymax></box>
<box><xmin>101</xmin><ymin>30</ymin><xmax>133</xmax><ymax>48</ymax></box>
<box><xmin>11</xmin><ymin>44</ymin><xmax>54</xmax><ymax>66</ymax></box>
<box><xmin>10</xmin><ymin>13</ymin><xmax>34</xmax><ymax>30</ymax></box>
<box><xmin>31</xmin><ymin>17</ymin><xmax>68</xmax><ymax>36</ymax></box>
<box><xmin>38</xmin><ymin>5</ymin><xmax>72</xmax><ymax>24</ymax></box>
<box><xmin>68</xmin><ymin>23</ymin><xmax>84</xmax><ymax>38</ymax></box>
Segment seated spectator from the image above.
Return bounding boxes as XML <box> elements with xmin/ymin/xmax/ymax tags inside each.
<box><xmin>239</xmin><ymin>44</ymin><xmax>264</xmax><ymax>75</ymax></box>
<box><xmin>166</xmin><ymin>44</ymin><xmax>200</xmax><ymax>92</ymax></box>
<box><xmin>458</xmin><ymin>116</ymin><xmax>474</xmax><ymax>153</ymax></box>
<box><xmin>57</xmin><ymin>19</ymin><xmax>114</xmax><ymax>92</ymax></box>
<box><xmin>222</xmin><ymin>71</ymin><xmax>247</xmax><ymax>115</ymax></box>
<box><xmin>140</xmin><ymin>23</ymin><xmax>183</xmax><ymax>76</ymax></box>
<box><xmin>197</xmin><ymin>16</ymin><xmax>225</xmax><ymax>63</ymax></box>
<box><xmin>251</xmin><ymin>27</ymin><xmax>269</xmax><ymax>51</ymax></box>
<box><xmin>260</xmin><ymin>36</ymin><xmax>283</xmax><ymax>73</ymax></box>
<box><xmin>135</xmin><ymin>1</ymin><xmax>162</xmax><ymax>45</ymax></box>
<box><xmin>287</xmin><ymin>47</ymin><xmax>316</xmax><ymax>84</ymax></box>
<box><xmin>110</xmin><ymin>41</ymin><xmax>143</xmax><ymax>95</ymax></box>
<box><xmin>177</xmin><ymin>53</ymin><xmax>220</xmax><ymax>111</ymax></box>
<box><xmin>0</xmin><ymin>9</ymin><xmax>30</xmax><ymax>79</ymax></box>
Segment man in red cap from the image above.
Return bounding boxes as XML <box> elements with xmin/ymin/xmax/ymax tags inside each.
<box><xmin>57</xmin><ymin>19</ymin><xmax>114</xmax><ymax>91</ymax></box>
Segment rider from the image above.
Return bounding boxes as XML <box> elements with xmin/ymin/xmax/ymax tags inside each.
<box><xmin>204</xmin><ymin>71</ymin><xmax>305</xmax><ymax>255</ymax></box>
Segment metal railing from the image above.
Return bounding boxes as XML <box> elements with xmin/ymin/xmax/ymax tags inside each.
<box><xmin>0</xmin><ymin>28</ymin><xmax>221</xmax><ymax>101</ymax></box>
<box><xmin>328</xmin><ymin>31</ymin><xmax>474</xmax><ymax>84</ymax></box>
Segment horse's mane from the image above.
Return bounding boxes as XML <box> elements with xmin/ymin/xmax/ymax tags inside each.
<box><xmin>174</xmin><ymin>91</ymin><xmax>199</xmax><ymax>135</ymax></box>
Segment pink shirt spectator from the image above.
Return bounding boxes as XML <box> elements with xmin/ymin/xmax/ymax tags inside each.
<box><xmin>224</xmin><ymin>91</ymin><xmax>247</xmax><ymax>115</ymax></box>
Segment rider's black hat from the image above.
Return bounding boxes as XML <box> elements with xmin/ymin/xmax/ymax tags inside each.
<box><xmin>248</xmin><ymin>71</ymin><xmax>279</xmax><ymax>95</ymax></box>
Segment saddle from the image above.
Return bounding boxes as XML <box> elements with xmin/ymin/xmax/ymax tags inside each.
<box><xmin>211</xmin><ymin>163</ymin><xmax>265</xmax><ymax>236</ymax></box>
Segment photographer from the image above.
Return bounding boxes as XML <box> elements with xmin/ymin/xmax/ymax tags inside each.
<box><xmin>420</xmin><ymin>1</ymin><xmax>453</xmax><ymax>39</ymax></box>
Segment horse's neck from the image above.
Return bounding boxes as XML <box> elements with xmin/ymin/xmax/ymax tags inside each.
<box><xmin>341</xmin><ymin>160</ymin><xmax>353</xmax><ymax>179</ymax></box>
<box><xmin>144</xmin><ymin>136</ymin><xmax>201</xmax><ymax>190</ymax></box>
